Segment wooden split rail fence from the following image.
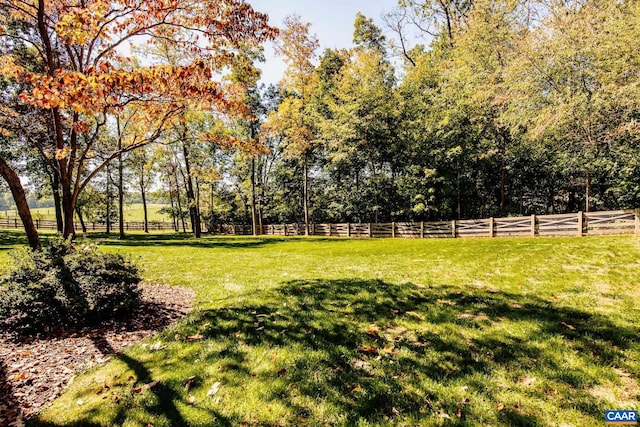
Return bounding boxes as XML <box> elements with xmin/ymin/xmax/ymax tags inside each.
<box><xmin>258</xmin><ymin>210</ymin><xmax>639</xmax><ymax>238</ymax></box>
<box><xmin>0</xmin><ymin>210</ymin><xmax>637</xmax><ymax>238</ymax></box>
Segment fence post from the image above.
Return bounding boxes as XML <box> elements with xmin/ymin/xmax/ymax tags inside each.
<box><xmin>14</xmin><ymin>218</ymin><xmax>17</xmax><ymax>228</ymax></box>
<box><xmin>636</xmin><ymin>212</ymin><xmax>640</xmax><ymax>235</ymax></box>
<box><xmin>368</xmin><ymin>223</ymin><xmax>372</xmax><ymax>238</ymax></box>
<box><xmin>420</xmin><ymin>221</ymin><xmax>424</xmax><ymax>239</ymax></box>
<box><xmin>531</xmin><ymin>214</ymin><xmax>536</xmax><ymax>237</ymax></box>
<box><xmin>451</xmin><ymin>220</ymin><xmax>456</xmax><ymax>238</ymax></box>
<box><xmin>283</xmin><ymin>224</ymin><xmax>287</xmax><ymax>237</ymax></box>
<box><xmin>347</xmin><ymin>223</ymin><xmax>351</xmax><ymax>237</ymax></box>
<box><xmin>36</xmin><ymin>219</ymin><xmax>39</xmax><ymax>229</ymax></box>
<box><xmin>311</xmin><ymin>223</ymin><xmax>315</xmax><ymax>236</ymax></box>
<box><xmin>489</xmin><ymin>217</ymin><xmax>494</xmax><ymax>238</ymax></box>
<box><xmin>391</xmin><ymin>222</ymin><xmax>396</xmax><ymax>238</ymax></box>
<box><xmin>577</xmin><ymin>211</ymin><xmax>583</xmax><ymax>236</ymax></box>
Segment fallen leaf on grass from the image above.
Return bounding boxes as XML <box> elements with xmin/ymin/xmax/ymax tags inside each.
<box><xmin>522</xmin><ymin>376</ymin><xmax>537</xmax><ymax>386</ymax></box>
<box><xmin>132</xmin><ymin>387</ymin><xmax>142</xmax><ymax>394</ymax></box>
<box><xmin>149</xmin><ymin>341</ymin><xmax>166</xmax><ymax>351</ymax></box>
<box><xmin>357</xmin><ymin>345</ymin><xmax>378</xmax><ymax>355</ymax></box>
<box><xmin>351</xmin><ymin>384</ymin><xmax>363</xmax><ymax>393</ymax></box>
<box><xmin>271</xmin><ymin>353</ymin><xmax>278</xmax><ymax>361</ymax></box>
<box><xmin>207</xmin><ymin>382</ymin><xmax>221</xmax><ymax>397</ymax></box>
<box><xmin>385</xmin><ymin>326</ymin><xmax>407</xmax><ymax>335</ymax></box>
<box><xmin>560</xmin><ymin>322</ymin><xmax>576</xmax><ymax>331</ymax></box>
<box><xmin>185</xmin><ymin>334</ymin><xmax>203</xmax><ymax>342</ymax></box>
<box><xmin>382</xmin><ymin>345</ymin><xmax>399</xmax><ymax>356</ymax></box>
<box><xmin>494</xmin><ymin>403</ymin><xmax>505</xmax><ymax>411</ymax></box>
<box><xmin>188</xmin><ymin>394</ymin><xmax>195</xmax><ymax>404</ymax></box>
<box><xmin>144</xmin><ymin>381</ymin><xmax>158</xmax><ymax>389</ymax></box>
<box><xmin>392</xmin><ymin>407</ymin><xmax>400</xmax><ymax>416</ymax></box>
<box><xmin>366</xmin><ymin>325</ymin><xmax>380</xmax><ymax>336</ymax></box>
<box><xmin>406</xmin><ymin>311</ymin><xmax>425</xmax><ymax>320</ymax></box>
<box><xmin>184</xmin><ymin>376</ymin><xmax>196</xmax><ymax>390</ymax></box>
<box><xmin>353</xmin><ymin>359</ymin><xmax>369</xmax><ymax>369</ymax></box>
<box><xmin>438</xmin><ymin>411</ymin><xmax>450</xmax><ymax>419</ymax></box>
<box><xmin>277</xmin><ymin>368</ymin><xmax>287</xmax><ymax>377</ymax></box>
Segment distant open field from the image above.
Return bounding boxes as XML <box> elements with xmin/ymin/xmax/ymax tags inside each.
<box><xmin>0</xmin><ymin>233</ymin><xmax>636</xmax><ymax>426</ymax></box>
<box><xmin>1</xmin><ymin>203</ymin><xmax>171</xmax><ymax>223</ymax></box>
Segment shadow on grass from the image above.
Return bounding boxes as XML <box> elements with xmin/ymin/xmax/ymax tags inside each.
<box><xmin>0</xmin><ymin>230</ymin><xmax>33</xmax><ymax>251</ymax></box>
<box><xmin>82</xmin><ymin>233</ymin><xmax>290</xmax><ymax>249</ymax></box>
<box><xmin>30</xmin><ymin>279</ymin><xmax>638</xmax><ymax>426</ymax></box>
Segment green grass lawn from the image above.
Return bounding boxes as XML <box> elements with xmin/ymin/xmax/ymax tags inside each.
<box><xmin>1</xmin><ymin>233</ymin><xmax>638</xmax><ymax>426</ymax></box>
<box><xmin>2</xmin><ymin>203</ymin><xmax>171</xmax><ymax>222</ymax></box>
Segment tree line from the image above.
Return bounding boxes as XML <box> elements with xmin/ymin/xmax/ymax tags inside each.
<box><xmin>1</xmin><ymin>0</ymin><xmax>639</xmax><ymax>245</ymax></box>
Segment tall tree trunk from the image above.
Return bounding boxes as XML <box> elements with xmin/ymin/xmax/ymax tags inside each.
<box><xmin>250</xmin><ymin>157</ymin><xmax>258</xmax><ymax>235</ymax></box>
<box><xmin>302</xmin><ymin>154</ymin><xmax>310</xmax><ymax>236</ymax></box>
<box><xmin>210</xmin><ymin>182</ymin><xmax>215</xmax><ymax>225</ymax></box>
<box><xmin>140</xmin><ymin>165</ymin><xmax>149</xmax><ymax>233</ymax></box>
<box><xmin>500</xmin><ymin>130</ymin><xmax>507</xmax><ymax>210</ymax></box>
<box><xmin>75</xmin><ymin>206</ymin><xmax>87</xmax><ymax>233</ymax></box>
<box><xmin>182</xmin><ymin>141</ymin><xmax>201</xmax><ymax>238</ymax></box>
<box><xmin>169</xmin><ymin>183</ymin><xmax>178</xmax><ymax>232</ymax></box>
<box><xmin>585</xmin><ymin>170</ymin><xmax>591</xmax><ymax>213</ymax></box>
<box><xmin>106</xmin><ymin>165</ymin><xmax>111</xmax><ymax>234</ymax></box>
<box><xmin>196</xmin><ymin>179</ymin><xmax>202</xmax><ymax>232</ymax></box>
<box><xmin>48</xmin><ymin>170</ymin><xmax>63</xmax><ymax>232</ymax></box>
<box><xmin>0</xmin><ymin>157</ymin><xmax>40</xmax><ymax>250</ymax></box>
<box><xmin>60</xmin><ymin>173</ymin><xmax>75</xmax><ymax>238</ymax></box>
<box><xmin>117</xmin><ymin>118</ymin><xmax>125</xmax><ymax>239</ymax></box>
<box><xmin>456</xmin><ymin>159</ymin><xmax>462</xmax><ymax>220</ymax></box>
<box><xmin>173</xmin><ymin>166</ymin><xmax>186</xmax><ymax>233</ymax></box>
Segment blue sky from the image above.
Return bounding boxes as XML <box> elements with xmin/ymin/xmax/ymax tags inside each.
<box><xmin>250</xmin><ymin>0</ymin><xmax>398</xmax><ymax>85</ymax></box>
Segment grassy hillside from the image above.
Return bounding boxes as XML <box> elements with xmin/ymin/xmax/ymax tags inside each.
<box><xmin>0</xmin><ymin>234</ymin><xmax>635</xmax><ymax>426</ymax></box>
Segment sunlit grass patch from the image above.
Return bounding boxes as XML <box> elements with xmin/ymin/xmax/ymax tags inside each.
<box><xmin>0</xmin><ymin>234</ymin><xmax>635</xmax><ymax>426</ymax></box>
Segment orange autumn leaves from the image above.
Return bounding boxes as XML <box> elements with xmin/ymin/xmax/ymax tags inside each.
<box><xmin>1</xmin><ymin>0</ymin><xmax>278</xmax><ymax>133</ymax></box>
<box><xmin>13</xmin><ymin>63</ymin><xmax>246</xmax><ymax>118</ymax></box>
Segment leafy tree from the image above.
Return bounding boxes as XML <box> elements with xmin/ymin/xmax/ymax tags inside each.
<box><xmin>264</xmin><ymin>15</ymin><xmax>319</xmax><ymax>234</ymax></box>
<box><xmin>0</xmin><ymin>0</ymin><xmax>276</xmax><ymax>245</ymax></box>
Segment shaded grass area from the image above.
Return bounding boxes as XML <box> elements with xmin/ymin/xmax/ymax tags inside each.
<box><xmin>30</xmin><ymin>280</ymin><xmax>639</xmax><ymax>426</ymax></box>
<box><xmin>0</xmin><ymin>234</ymin><xmax>635</xmax><ymax>426</ymax></box>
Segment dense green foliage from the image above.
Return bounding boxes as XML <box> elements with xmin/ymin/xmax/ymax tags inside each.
<box><xmin>233</xmin><ymin>0</ymin><xmax>640</xmax><ymax>225</ymax></box>
<box><xmin>14</xmin><ymin>233</ymin><xmax>638</xmax><ymax>426</ymax></box>
<box><xmin>2</xmin><ymin>0</ymin><xmax>639</xmax><ymax>237</ymax></box>
<box><xmin>0</xmin><ymin>236</ymin><xmax>141</xmax><ymax>334</ymax></box>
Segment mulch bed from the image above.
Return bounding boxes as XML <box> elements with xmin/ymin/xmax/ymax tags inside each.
<box><xmin>0</xmin><ymin>283</ymin><xmax>195</xmax><ymax>427</ymax></box>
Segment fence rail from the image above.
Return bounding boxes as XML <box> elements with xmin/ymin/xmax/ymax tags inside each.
<box><xmin>0</xmin><ymin>209</ymin><xmax>637</xmax><ymax>239</ymax></box>
<box><xmin>258</xmin><ymin>210</ymin><xmax>640</xmax><ymax>239</ymax></box>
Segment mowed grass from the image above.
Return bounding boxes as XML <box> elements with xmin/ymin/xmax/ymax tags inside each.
<box><xmin>3</xmin><ymin>203</ymin><xmax>171</xmax><ymax>222</ymax></box>
<box><xmin>0</xmin><ymin>232</ymin><xmax>637</xmax><ymax>426</ymax></box>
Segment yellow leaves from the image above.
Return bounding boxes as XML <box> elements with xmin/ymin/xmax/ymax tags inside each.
<box><xmin>0</xmin><ymin>55</ymin><xmax>24</xmax><ymax>80</ymax></box>
<box><xmin>55</xmin><ymin>147</ymin><xmax>71</xmax><ymax>160</ymax></box>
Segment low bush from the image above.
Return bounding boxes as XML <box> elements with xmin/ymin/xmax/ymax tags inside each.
<box><xmin>0</xmin><ymin>235</ymin><xmax>141</xmax><ymax>334</ymax></box>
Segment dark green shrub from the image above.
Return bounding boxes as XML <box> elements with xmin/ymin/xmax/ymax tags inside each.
<box><xmin>0</xmin><ymin>235</ymin><xmax>141</xmax><ymax>334</ymax></box>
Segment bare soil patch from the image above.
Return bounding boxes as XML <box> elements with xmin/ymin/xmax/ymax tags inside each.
<box><xmin>0</xmin><ymin>283</ymin><xmax>194</xmax><ymax>427</ymax></box>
